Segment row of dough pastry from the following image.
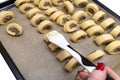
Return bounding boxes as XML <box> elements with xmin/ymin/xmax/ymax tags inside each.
<box><xmin>61</xmin><ymin>1</ymin><xmax>99</xmax><ymax>16</ymax></box>
<box><xmin>29</xmin><ymin>0</ymin><xmax>118</xmax><ymax>44</ymax></box>
<box><xmin>15</xmin><ymin>0</ymin><xmax>120</xmax><ymax>55</ymax></box>
<box><xmin>43</xmin><ymin>33</ymin><xmax>80</xmax><ymax>72</ymax></box>
<box><xmin>14</xmin><ymin>0</ymin><xmax>115</xmax><ymax>27</ymax></box>
<box><xmin>74</xmin><ymin>1</ymin><xmax>120</xmax><ymax>55</ymax></box>
<box><xmin>86</xmin><ymin>24</ymin><xmax>120</xmax><ymax>55</ymax></box>
<box><xmin>89</xmin><ymin>25</ymin><xmax>120</xmax><ymax>55</ymax></box>
<box><xmin>14</xmin><ymin>0</ymin><xmax>54</xmax><ymax>33</ymax></box>
<box><xmin>0</xmin><ymin>10</ymin><xmax>24</xmax><ymax>36</ymax></box>
<box><xmin>45</xmin><ymin>7</ymin><xmax>108</xmax><ymax>43</ymax></box>
<box><xmin>45</xmin><ymin>7</ymin><xmax>80</xmax><ymax>35</ymax></box>
<box><xmin>45</xmin><ymin>7</ymin><xmax>89</xmax><ymax>42</ymax></box>
<box><xmin>29</xmin><ymin>0</ymin><xmax>106</xmax><ymax>26</ymax></box>
<box><xmin>45</xmin><ymin>5</ymin><xmax>95</xmax><ymax>42</ymax></box>
<box><xmin>15</xmin><ymin>0</ymin><xmax>52</xmax><ymax>10</ymax></box>
<box><xmin>43</xmin><ymin>33</ymin><xmax>106</xmax><ymax>72</ymax></box>
<box><xmin>30</xmin><ymin>0</ymin><xmax>89</xmax><ymax>14</ymax></box>
<box><xmin>44</xmin><ymin>2</ymin><xmax>117</xmax><ymax>43</ymax></box>
<box><xmin>80</xmin><ymin>17</ymin><xmax>115</xmax><ymax>33</ymax></box>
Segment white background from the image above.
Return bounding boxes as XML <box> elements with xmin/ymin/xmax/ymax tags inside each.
<box><xmin>0</xmin><ymin>53</ymin><xmax>16</xmax><ymax>80</ymax></box>
<box><xmin>98</xmin><ymin>0</ymin><xmax>120</xmax><ymax>16</ymax></box>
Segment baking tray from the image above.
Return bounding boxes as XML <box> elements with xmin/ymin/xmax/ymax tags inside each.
<box><xmin>0</xmin><ymin>42</ymin><xmax>24</xmax><ymax>80</ymax></box>
<box><xmin>0</xmin><ymin>0</ymin><xmax>120</xmax><ymax>80</ymax></box>
<box><xmin>0</xmin><ymin>0</ymin><xmax>15</xmax><ymax>11</ymax></box>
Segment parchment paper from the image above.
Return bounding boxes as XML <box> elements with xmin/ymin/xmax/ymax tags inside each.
<box><xmin>0</xmin><ymin>1</ymin><xmax>120</xmax><ymax>80</ymax></box>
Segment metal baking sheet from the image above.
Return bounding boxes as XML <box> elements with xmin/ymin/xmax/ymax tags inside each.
<box><xmin>0</xmin><ymin>0</ymin><xmax>120</xmax><ymax>80</ymax></box>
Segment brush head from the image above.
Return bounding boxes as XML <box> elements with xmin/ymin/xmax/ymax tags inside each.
<box><xmin>46</xmin><ymin>30</ymin><xmax>70</xmax><ymax>49</ymax></box>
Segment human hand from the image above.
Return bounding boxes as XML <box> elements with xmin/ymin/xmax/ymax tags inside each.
<box><xmin>78</xmin><ymin>62</ymin><xmax>120</xmax><ymax>80</ymax></box>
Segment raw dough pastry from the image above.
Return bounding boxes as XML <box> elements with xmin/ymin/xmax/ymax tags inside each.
<box><xmin>94</xmin><ymin>34</ymin><xmax>115</xmax><ymax>46</ymax></box>
<box><xmin>110</xmin><ymin>25</ymin><xmax>120</xmax><ymax>38</ymax></box>
<box><xmin>86</xmin><ymin>25</ymin><xmax>104</xmax><ymax>37</ymax></box>
<box><xmin>56</xmin><ymin>14</ymin><xmax>71</xmax><ymax>26</ymax></box>
<box><xmin>105</xmin><ymin>40</ymin><xmax>120</xmax><ymax>54</ymax></box>
<box><xmin>43</xmin><ymin>35</ymin><xmax>50</xmax><ymax>44</ymax></box>
<box><xmin>48</xmin><ymin>43</ymin><xmax>59</xmax><ymax>51</ymax></box>
<box><xmin>62</xmin><ymin>1</ymin><xmax>74</xmax><ymax>14</ymax></box>
<box><xmin>70</xmin><ymin>30</ymin><xmax>87</xmax><ymax>43</ymax></box>
<box><xmin>56</xmin><ymin>50</ymin><xmax>72</xmax><ymax>62</ymax></box>
<box><xmin>92</xmin><ymin>11</ymin><xmax>106</xmax><ymax>23</ymax></box>
<box><xmin>63</xmin><ymin>20</ymin><xmax>78</xmax><ymax>33</ymax></box>
<box><xmin>6</xmin><ymin>23</ymin><xmax>23</xmax><ymax>36</ymax></box>
<box><xmin>73</xmin><ymin>0</ymin><xmax>88</xmax><ymax>8</ymax></box>
<box><xmin>37</xmin><ymin>20</ymin><xmax>54</xmax><ymax>33</ymax></box>
<box><xmin>0</xmin><ymin>11</ymin><xmax>14</xmax><ymax>25</ymax></box>
<box><xmin>64</xmin><ymin>58</ymin><xmax>80</xmax><ymax>72</ymax></box>
<box><xmin>51</xmin><ymin>0</ymin><xmax>65</xmax><ymax>6</ymax></box>
<box><xmin>30</xmin><ymin>14</ymin><xmax>47</xmax><ymax>27</ymax></box>
<box><xmin>85</xmin><ymin>3</ymin><xmax>99</xmax><ymax>16</ymax></box>
<box><xmin>33</xmin><ymin>0</ymin><xmax>41</xmax><ymax>5</ymax></box>
<box><xmin>80</xmin><ymin>20</ymin><xmax>96</xmax><ymax>30</ymax></box>
<box><xmin>38</xmin><ymin>0</ymin><xmax>52</xmax><ymax>10</ymax></box>
<box><xmin>75</xmin><ymin>74</ymin><xmax>82</xmax><ymax>80</ymax></box>
<box><xmin>19</xmin><ymin>3</ymin><xmax>35</xmax><ymax>14</ymax></box>
<box><xmin>72</xmin><ymin>10</ymin><xmax>87</xmax><ymax>23</ymax></box>
<box><xmin>14</xmin><ymin>0</ymin><xmax>30</xmax><ymax>7</ymax></box>
<box><xmin>30</xmin><ymin>0</ymin><xmax>34</xmax><ymax>2</ymax></box>
<box><xmin>26</xmin><ymin>8</ymin><xmax>41</xmax><ymax>19</ymax></box>
<box><xmin>50</xmin><ymin>11</ymin><xmax>65</xmax><ymax>21</ymax></box>
<box><xmin>87</xmin><ymin>49</ymin><xmax>105</xmax><ymax>61</ymax></box>
<box><xmin>100</xmin><ymin>18</ymin><xmax>116</xmax><ymax>30</ymax></box>
<box><xmin>45</xmin><ymin>7</ymin><xmax>58</xmax><ymax>16</ymax></box>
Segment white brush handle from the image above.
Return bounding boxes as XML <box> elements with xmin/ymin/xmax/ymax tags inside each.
<box><xmin>64</xmin><ymin>46</ymin><xmax>96</xmax><ymax>73</ymax></box>
<box><xmin>64</xmin><ymin>46</ymin><xmax>114</xmax><ymax>80</ymax></box>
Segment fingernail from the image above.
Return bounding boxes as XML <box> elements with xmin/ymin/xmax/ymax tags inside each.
<box><xmin>96</xmin><ymin>62</ymin><xmax>105</xmax><ymax>71</ymax></box>
<box><xmin>77</xmin><ymin>70</ymin><xmax>82</xmax><ymax>74</ymax></box>
<box><xmin>77</xmin><ymin>69</ymin><xmax>84</xmax><ymax>74</ymax></box>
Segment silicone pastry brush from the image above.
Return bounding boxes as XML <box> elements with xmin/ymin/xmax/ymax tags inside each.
<box><xmin>46</xmin><ymin>30</ymin><xmax>113</xmax><ymax>80</ymax></box>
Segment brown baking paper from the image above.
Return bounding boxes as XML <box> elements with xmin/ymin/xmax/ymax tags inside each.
<box><xmin>0</xmin><ymin>1</ymin><xmax>120</xmax><ymax>80</ymax></box>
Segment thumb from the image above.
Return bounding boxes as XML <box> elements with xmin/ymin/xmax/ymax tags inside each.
<box><xmin>88</xmin><ymin>62</ymin><xmax>107</xmax><ymax>80</ymax></box>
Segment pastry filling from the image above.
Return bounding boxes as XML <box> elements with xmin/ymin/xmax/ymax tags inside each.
<box><xmin>94</xmin><ymin>32</ymin><xmax>102</xmax><ymax>36</ymax></box>
<box><xmin>63</xmin><ymin>6</ymin><xmax>68</xmax><ymax>13</ymax></box>
<box><xmin>79</xmin><ymin>16</ymin><xmax>86</xmax><ymax>21</ymax></box>
<box><xmin>77</xmin><ymin>36</ymin><xmax>86</xmax><ymax>40</ymax></box>
<box><xmin>107</xmin><ymin>24</ymin><xmax>114</xmax><ymax>29</ymax></box>
<box><xmin>25</xmin><ymin>7</ymin><xmax>32</xmax><ymax>11</ymax></box>
<box><xmin>49</xmin><ymin>11</ymin><xmax>56</xmax><ymax>16</ymax></box>
<box><xmin>63</xmin><ymin>18</ymin><xmax>70</xmax><ymax>23</ymax></box>
<box><xmin>102</xmin><ymin>41</ymin><xmax>111</xmax><ymax>45</ymax></box>
<box><xmin>44</xmin><ymin>2</ymin><xmax>51</xmax><ymax>6</ymax></box>
<box><xmin>70</xmin><ymin>23</ymin><xmax>77</xmax><ymax>28</ymax></box>
<box><xmin>58</xmin><ymin>0</ymin><xmax>64</xmax><ymax>3</ymax></box>
<box><xmin>114</xmin><ymin>48</ymin><xmax>120</xmax><ymax>52</ymax></box>
<box><xmin>4</xmin><ymin>16</ymin><xmax>13</xmax><ymax>23</ymax></box>
<box><xmin>32</xmin><ymin>12</ymin><xmax>40</xmax><ymax>18</ymax></box>
<box><xmin>98</xmin><ymin>16</ymin><xmax>105</xmax><ymax>22</ymax></box>
<box><xmin>73</xmin><ymin>63</ymin><xmax>80</xmax><ymax>69</ymax></box>
<box><xmin>9</xmin><ymin>27</ymin><xmax>20</xmax><ymax>35</ymax></box>
<box><xmin>88</xmin><ymin>8</ymin><xmax>95</xmax><ymax>14</ymax></box>
<box><xmin>65</xmin><ymin>58</ymin><xmax>72</xmax><ymax>65</ymax></box>
<box><xmin>19</xmin><ymin>2</ymin><xmax>26</xmax><ymax>6</ymax></box>
<box><xmin>36</xmin><ymin>19</ymin><xmax>44</xmax><ymax>25</ymax></box>
<box><xmin>79</xmin><ymin>2</ymin><xmax>87</xmax><ymax>7</ymax></box>
<box><xmin>43</xmin><ymin>26</ymin><xmax>51</xmax><ymax>30</ymax></box>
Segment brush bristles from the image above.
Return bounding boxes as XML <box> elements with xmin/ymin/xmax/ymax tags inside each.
<box><xmin>46</xmin><ymin>30</ymin><xmax>70</xmax><ymax>48</ymax></box>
